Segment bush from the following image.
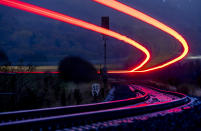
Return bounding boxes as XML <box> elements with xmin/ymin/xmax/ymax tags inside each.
<box><xmin>58</xmin><ymin>56</ymin><xmax>98</xmax><ymax>83</ymax></box>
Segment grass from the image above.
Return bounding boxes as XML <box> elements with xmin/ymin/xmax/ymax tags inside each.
<box><xmin>0</xmin><ymin>73</ymin><xmax>110</xmax><ymax>112</ymax></box>
<box><xmin>141</xmin><ymin>80</ymin><xmax>201</xmax><ymax>97</ymax></box>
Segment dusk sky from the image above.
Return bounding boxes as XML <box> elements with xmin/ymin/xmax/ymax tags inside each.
<box><xmin>0</xmin><ymin>0</ymin><xmax>201</xmax><ymax>70</ymax></box>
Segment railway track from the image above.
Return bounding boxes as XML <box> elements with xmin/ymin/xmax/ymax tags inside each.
<box><xmin>0</xmin><ymin>84</ymin><xmax>191</xmax><ymax>131</ymax></box>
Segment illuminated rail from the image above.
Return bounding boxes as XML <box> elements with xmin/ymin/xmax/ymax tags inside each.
<box><xmin>0</xmin><ymin>86</ymin><xmax>148</xmax><ymax>123</ymax></box>
<box><xmin>0</xmin><ymin>84</ymin><xmax>191</xmax><ymax>130</ymax></box>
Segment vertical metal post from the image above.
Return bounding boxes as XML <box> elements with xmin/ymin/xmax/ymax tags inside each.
<box><xmin>104</xmin><ymin>37</ymin><xmax>107</xmax><ymax>68</ymax></box>
<box><xmin>101</xmin><ymin>16</ymin><xmax>109</xmax><ymax>69</ymax></box>
<box><xmin>101</xmin><ymin>16</ymin><xmax>109</xmax><ymax>98</ymax></box>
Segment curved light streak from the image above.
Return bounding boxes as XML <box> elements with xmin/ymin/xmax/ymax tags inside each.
<box><xmin>0</xmin><ymin>0</ymin><xmax>189</xmax><ymax>73</ymax></box>
<box><xmin>0</xmin><ymin>0</ymin><xmax>150</xmax><ymax>73</ymax></box>
<box><xmin>94</xmin><ymin>0</ymin><xmax>189</xmax><ymax>73</ymax></box>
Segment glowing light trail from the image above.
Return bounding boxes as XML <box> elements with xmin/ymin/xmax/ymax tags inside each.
<box><xmin>0</xmin><ymin>0</ymin><xmax>189</xmax><ymax>73</ymax></box>
<box><xmin>0</xmin><ymin>0</ymin><xmax>150</xmax><ymax>73</ymax></box>
<box><xmin>94</xmin><ymin>0</ymin><xmax>189</xmax><ymax>73</ymax></box>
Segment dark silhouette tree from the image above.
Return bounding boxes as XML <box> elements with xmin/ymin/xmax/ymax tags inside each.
<box><xmin>58</xmin><ymin>56</ymin><xmax>98</xmax><ymax>83</ymax></box>
<box><xmin>58</xmin><ymin>56</ymin><xmax>98</xmax><ymax>105</ymax></box>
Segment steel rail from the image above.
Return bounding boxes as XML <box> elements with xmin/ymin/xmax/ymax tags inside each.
<box><xmin>0</xmin><ymin>86</ymin><xmax>148</xmax><ymax>123</ymax></box>
<box><xmin>0</xmin><ymin>85</ymin><xmax>191</xmax><ymax>131</ymax></box>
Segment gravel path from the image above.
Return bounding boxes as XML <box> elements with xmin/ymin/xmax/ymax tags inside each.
<box><xmin>132</xmin><ymin>85</ymin><xmax>179</xmax><ymax>105</ymax></box>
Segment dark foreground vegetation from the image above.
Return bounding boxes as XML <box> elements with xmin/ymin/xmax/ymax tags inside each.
<box><xmin>111</xmin><ymin>59</ymin><xmax>201</xmax><ymax>97</ymax></box>
<box><xmin>0</xmin><ymin>56</ymin><xmax>110</xmax><ymax>112</ymax></box>
<box><xmin>0</xmin><ymin>73</ymin><xmax>107</xmax><ymax>112</ymax></box>
<box><xmin>1</xmin><ymin>57</ymin><xmax>201</xmax><ymax>112</ymax></box>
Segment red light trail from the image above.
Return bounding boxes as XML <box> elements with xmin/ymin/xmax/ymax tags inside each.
<box><xmin>0</xmin><ymin>0</ymin><xmax>189</xmax><ymax>73</ymax></box>
<box><xmin>94</xmin><ymin>0</ymin><xmax>189</xmax><ymax>73</ymax></box>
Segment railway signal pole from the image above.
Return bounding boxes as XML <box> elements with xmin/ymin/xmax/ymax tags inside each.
<box><xmin>101</xmin><ymin>16</ymin><xmax>109</xmax><ymax>71</ymax></box>
<box><xmin>101</xmin><ymin>16</ymin><xmax>109</xmax><ymax>98</ymax></box>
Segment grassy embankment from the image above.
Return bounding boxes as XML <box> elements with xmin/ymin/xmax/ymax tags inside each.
<box><xmin>0</xmin><ymin>73</ymin><xmax>110</xmax><ymax>112</ymax></box>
